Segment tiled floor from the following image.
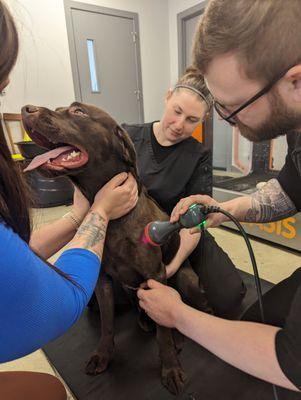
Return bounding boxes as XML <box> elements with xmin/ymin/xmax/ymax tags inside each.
<box><xmin>1</xmin><ymin>205</ymin><xmax>300</xmax><ymax>400</ymax></box>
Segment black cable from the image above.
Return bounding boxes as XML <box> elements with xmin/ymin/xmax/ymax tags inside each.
<box><xmin>201</xmin><ymin>205</ymin><xmax>279</xmax><ymax>400</ymax></box>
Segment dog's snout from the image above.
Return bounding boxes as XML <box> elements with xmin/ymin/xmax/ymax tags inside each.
<box><xmin>21</xmin><ymin>105</ymin><xmax>41</xmax><ymax>130</ymax></box>
<box><xmin>25</xmin><ymin>105</ymin><xmax>39</xmax><ymax>114</ymax></box>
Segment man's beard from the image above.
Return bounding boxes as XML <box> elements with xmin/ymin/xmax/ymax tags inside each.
<box><xmin>236</xmin><ymin>90</ymin><xmax>301</xmax><ymax>142</ymax></box>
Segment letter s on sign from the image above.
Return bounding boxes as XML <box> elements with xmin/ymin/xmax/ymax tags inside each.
<box><xmin>282</xmin><ymin>217</ymin><xmax>296</xmax><ymax>239</ymax></box>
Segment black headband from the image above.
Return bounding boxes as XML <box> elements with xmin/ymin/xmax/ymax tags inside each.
<box><xmin>174</xmin><ymin>84</ymin><xmax>211</xmax><ymax>109</ymax></box>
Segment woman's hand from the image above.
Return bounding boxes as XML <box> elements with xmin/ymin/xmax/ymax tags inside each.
<box><xmin>91</xmin><ymin>172</ymin><xmax>138</xmax><ymax>220</ymax></box>
<box><xmin>170</xmin><ymin>194</ymin><xmax>227</xmax><ymax>231</ymax></box>
<box><xmin>137</xmin><ymin>280</ymin><xmax>183</xmax><ymax>328</ymax></box>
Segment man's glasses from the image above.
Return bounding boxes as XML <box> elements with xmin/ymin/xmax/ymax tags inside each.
<box><xmin>213</xmin><ymin>66</ymin><xmax>292</xmax><ymax>126</ymax></box>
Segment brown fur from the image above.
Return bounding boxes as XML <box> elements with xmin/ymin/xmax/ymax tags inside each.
<box><xmin>22</xmin><ymin>102</ymin><xmax>211</xmax><ymax>394</ymax></box>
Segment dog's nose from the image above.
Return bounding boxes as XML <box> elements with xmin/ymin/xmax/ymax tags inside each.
<box><xmin>24</xmin><ymin>105</ymin><xmax>39</xmax><ymax>114</ymax></box>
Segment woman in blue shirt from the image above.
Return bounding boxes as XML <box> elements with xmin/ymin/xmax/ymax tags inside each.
<box><xmin>0</xmin><ymin>2</ymin><xmax>137</xmax><ymax>399</ymax></box>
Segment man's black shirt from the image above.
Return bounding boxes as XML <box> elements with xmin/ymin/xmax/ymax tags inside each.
<box><xmin>278</xmin><ymin>132</ymin><xmax>301</xmax><ymax>211</ymax></box>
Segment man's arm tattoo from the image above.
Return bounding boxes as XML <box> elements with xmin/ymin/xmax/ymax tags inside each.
<box><xmin>244</xmin><ymin>179</ymin><xmax>297</xmax><ymax>223</ymax></box>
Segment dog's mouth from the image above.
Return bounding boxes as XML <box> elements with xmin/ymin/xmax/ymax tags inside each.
<box><xmin>23</xmin><ymin>129</ymin><xmax>89</xmax><ymax>173</ymax></box>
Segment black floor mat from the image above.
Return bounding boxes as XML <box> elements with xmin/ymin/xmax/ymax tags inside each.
<box><xmin>43</xmin><ymin>271</ymin><xmax>301</xmax><ymax>400</ymax></box>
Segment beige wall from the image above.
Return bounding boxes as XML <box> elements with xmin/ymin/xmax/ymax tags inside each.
<box><xmin>5</xmin><ymin>0</ymin><xmax>170</xmax><ymax>122</ymax></box>
<box><xmin>4</xmin><ymin>1</ymin><xmax>205</xmax><ymax>120</ymax></box>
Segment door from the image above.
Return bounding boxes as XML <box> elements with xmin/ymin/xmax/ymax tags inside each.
<box><xmin>178</xmin><ymin>2</ymin><xmax>232</xmax><ymax>170</ymax></box>
<box><xmin>65</xmin><ymin>1</ymin><xmax>144</xmax><ymax>124</ymax></box>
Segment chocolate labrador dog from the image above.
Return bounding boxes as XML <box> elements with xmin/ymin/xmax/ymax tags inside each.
<box><xmin>21</xmin><ymin>102</ymin><xmax>211</xmax><ymax>395</ymax></box>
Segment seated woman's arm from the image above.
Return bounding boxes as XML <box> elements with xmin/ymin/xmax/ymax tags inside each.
<box><xmin>184</xmin><ymin>148</ymin><xmax>213</xmax><ymax>198</ymax></box>
<box><xmin>166</xmin><ymin>150</ymin><xmax>212</xmax><ymax>278</ymax></box>
<box><xmin>166</xmin><ymin>229</ymin><xmax>200</xmax><ymax>278</ymax></box>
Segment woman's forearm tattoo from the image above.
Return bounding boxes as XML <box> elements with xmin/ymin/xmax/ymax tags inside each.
<box><xmin>75</xmin><ymin>212</ymin><xmax>107</xmax><ymax>256</ymax></box>
<box><xmin>244</xmin><ymin>179</ymin><xmax>297</xmax><ymax>223</ymax></box>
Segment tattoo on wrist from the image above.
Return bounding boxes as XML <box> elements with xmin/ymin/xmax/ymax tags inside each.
<box><xmin>75</xmin><ymin>211</ymin><xmax>107</xmax><ymax>255</ymax></box>
<box><xmin>244</xmin><ymin>179</ymin><xmax>297</xmax><ymax>223</ymax></box>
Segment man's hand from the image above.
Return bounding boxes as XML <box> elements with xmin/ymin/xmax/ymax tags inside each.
<box><xmin>137</xmin><ymin>279</ymin><xmax>183</xmax><ymax>328</ymax></box>
<box><xmin>170</xmin><ymin>194</ymin><xmax>227</xmax><ymax>231</ymax></box>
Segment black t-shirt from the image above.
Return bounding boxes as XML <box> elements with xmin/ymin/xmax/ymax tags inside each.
<box><xmin>122</xmin><ymin>122</ymin><xmax>212</xmax><ymax>215</ymax></box>
<box><xmin>149</xmin><ymin>125</ymin><xmax>181</xmax><ymax>163</ymax></box>
<box><xmin>277</xmin><ymin>132</ymin><xmax>301</xmax><ymax>211</ymax></box>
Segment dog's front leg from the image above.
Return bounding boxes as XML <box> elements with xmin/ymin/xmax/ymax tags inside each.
<box><xmin>152</xmin><ymin>265</ymin><xmax>186</xmax><ymax>395</ymax></box>
<box><xmin>86</xmin><ymin>271</ymin><xmax>115</xmax><ymax>375</ymax></box>
<box><xmin>156</xmin><ymin>325</ymin><xmax>186</xmax><ymax>394</ymax></box>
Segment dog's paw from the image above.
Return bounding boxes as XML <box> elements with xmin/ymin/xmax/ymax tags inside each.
<box><xmin>85</xmin><ymin>353</ymin><xmax>111</xmax><ymax>375</ymax></box>
<box><xmin>161</xmin><ymin>364</ymin><xmax>186</xmax><ymax>395</ymax></box>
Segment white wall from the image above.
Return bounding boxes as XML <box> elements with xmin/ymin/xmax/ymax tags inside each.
<box><xmin>5</xmin><ymin>0</ymin><xmax>75</xmax><ymax>113</ymax></box>
<box><xmin>5</xmin><ymin>0</ymin><xmax>170</xmax><ymax>121</ymax></box>
<box><xmin>168</xmin><ymin>0</ymin><xmax>206</xmax><ymax>85</ymax></box>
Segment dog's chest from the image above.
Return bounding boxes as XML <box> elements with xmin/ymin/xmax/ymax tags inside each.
<box><xmin>103</xmin><ymin>222</ymin><xmax>163</xmax><ymax>285</ymax></box>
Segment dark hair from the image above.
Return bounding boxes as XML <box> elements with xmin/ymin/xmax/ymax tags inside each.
<box><xmin>174</xmin><ymin>66</ymin><xmax>212</xmax><ymax>109</ymax></box>
<box><xmin>0</xmin><ymin>1</ymin><xmax>32</xmax><ymax>242</ymax></box>
<box><xmin>0</xmin><ymin>2</ymin><xmax>76</xmax><ymax>284</ymax></box>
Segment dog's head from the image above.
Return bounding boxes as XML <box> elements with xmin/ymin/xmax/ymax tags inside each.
<box><xmin>21</xmin><ymin>102</ymin><xmax>140</xmax><ymax>202</ymax></box>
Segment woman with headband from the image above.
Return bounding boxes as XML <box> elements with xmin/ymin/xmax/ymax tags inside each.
<box><xmin>122</xmin><ymin>67</ymin><xmax>246</xmax><ymax>316</ymax></box>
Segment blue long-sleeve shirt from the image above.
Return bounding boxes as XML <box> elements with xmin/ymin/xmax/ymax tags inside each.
<box><xmin>0</xmin><ymin>222</ymin><xmax>100</xmax><ymax>362</ymax></box>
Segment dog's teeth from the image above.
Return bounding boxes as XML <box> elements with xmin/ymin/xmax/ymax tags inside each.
<box><xmin>61</xmin><ymin>151</ymin><xmax>81</xmax><ymax>162</ymax></box>
<box><xmin>66</xmin><ymin>151</ymin><xmax>80</xmax><ymax>160</ymax></box>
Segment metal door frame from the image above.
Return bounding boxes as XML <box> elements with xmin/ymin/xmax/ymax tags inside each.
<box><xmin>177</xmin><ymin>1</ymin><xmax>212</xmax><ymax>151</ymax></box>
<box><xmin>64</xmin><ymin>0</ymin><xmax>144</xmax><ymax>122</ymax></box>
<box><xmin>177</xmin><ymin>1</ymin><xmax>208</xmax><ymax>76</ymax></box>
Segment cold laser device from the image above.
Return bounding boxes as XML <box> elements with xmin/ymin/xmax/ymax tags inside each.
<box><xmin>143</xmin><ymin>204</ymin><xmax>207</xmax><ymax>246</ymax></box>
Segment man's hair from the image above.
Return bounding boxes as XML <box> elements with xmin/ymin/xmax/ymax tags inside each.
<box><xmin>193</xmin><ymin>0</ymin><xmax>301</xmax><ymax>83</ymax></box>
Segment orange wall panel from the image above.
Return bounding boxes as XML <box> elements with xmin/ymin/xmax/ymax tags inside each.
<box><xmin>192</xmin><ymin>122</ymin><xmax>203</xmax><ymax>143</ymax></box>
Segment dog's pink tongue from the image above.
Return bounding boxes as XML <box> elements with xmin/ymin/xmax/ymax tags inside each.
<box><xmin>23</xmin><ymin>146</ymin><xmax>74</xmax><ymax>172</ymax></box>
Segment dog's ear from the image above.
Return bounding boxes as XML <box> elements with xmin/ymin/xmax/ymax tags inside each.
<box><xmin>113</xmin><ymin>125</ymin><xmax>142</xmax><ymax>191</ymax></box>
